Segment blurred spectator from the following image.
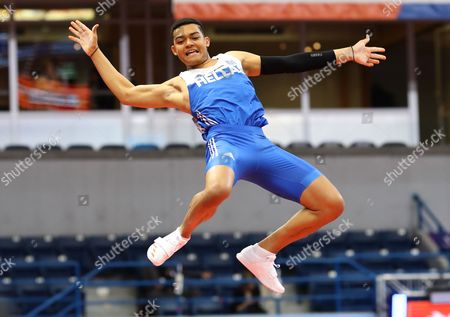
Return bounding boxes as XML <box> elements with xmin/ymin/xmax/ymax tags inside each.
<box><xmin>41</xmin><ymin>58</ymin><xmax>61</xmax><ymax>82</ymax></box>
<box><xmin>232</xmin><ymin>271</ymin><xmax>267</xmax><ymax>313</ymax></box>
<box><xmin>136</xmin><ymin>266</ymin><xmax>175</xmax><ymax>315</ymax></box>
<box><xmin>184</xmin><ymin>269</ymin><xmax>214</xmax><ymax>297</ymax></box>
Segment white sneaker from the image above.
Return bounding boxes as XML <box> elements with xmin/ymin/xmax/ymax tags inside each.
<box><xmin>147</xmin><ymin>227</ymin><xmax>190</xmax><ymax>266</ymax></box>
<box><xmin>236</xmin><ymin>244</ymin><xmax>285</xmax><ymax>294</ymax></box>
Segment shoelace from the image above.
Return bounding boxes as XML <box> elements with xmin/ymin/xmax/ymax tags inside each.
<box><xmin>266</xmin><ymin>255</ymin><xmax>280</xmax><ymax>277</ymax></box>
<box><xmin>273</xmin><ymin>262</ymin><xmax>281</xmax><ymax>276</ymax></box>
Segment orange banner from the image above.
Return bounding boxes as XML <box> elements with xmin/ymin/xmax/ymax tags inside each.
<box><xmin>173</xmin><ymin>0</ymin><xmax>450</xmax><ymax>21</ymax></box>
<box><xmin>19</xmin><ymin>75</ymin><xmax>91</xmax><ymax>111</ymax></box>
<box><xmin>408</xmin><ymin>301</ymin><xmax>450</xmax><ymax>316</ymax></box>
<box><xmin>173</xmin><ymin>2</ymin><xmax>399</xmax><ymax>21</ymax></box>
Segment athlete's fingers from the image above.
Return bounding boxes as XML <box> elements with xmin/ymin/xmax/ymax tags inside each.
<box><xmin>370</xmin><ymin>53</ymin><xmax>386</xmax><ymax>60</ymax></box>
<box><xmin>68</xmin><ymin>35</ymin><xmax>81</xmax><ymax>44</ymax></box>
<box><xmin>92</xmin><ymin>24</ymin><xmax>99</xmax><ymax>36</ymax></box>
<box><xmin>69</xmin><ymin>26</ymin><xmax>80</xmax><ymax>37</ymax></box>
<box><xmin>370</xmin><ymin>47</ymin><xmax>385</xmax><ymax>53</ymax></box>
<box><xmin>75</xmin><ymin>20</ymin><xmax>89</xmax><ymax>32</ymax></box>
<box><xmin>363</xmin><ymin>34</ymin><xmax>370</xmax><ymax>44</ymax></box>
<box><xmin>368</xmin><ymin>58</ymin><xmax>380</xmax><ymax>64</ymax></box>
<box><xmin>70</xmin><ymin>21</ymin><xmax>82</xmax><ymax>32</ymax></box>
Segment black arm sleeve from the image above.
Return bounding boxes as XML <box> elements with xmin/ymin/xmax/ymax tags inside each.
<box><xmin>260</xmin><ymin>50</ymin><xmax>336</xmax><ymax>75</ymax></box>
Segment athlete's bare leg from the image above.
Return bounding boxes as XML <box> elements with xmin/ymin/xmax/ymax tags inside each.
<box><xmin>147</xmin><ymin>165</ymin><xmax>234</xmax><ymax>265</ymax></box>
<box><xmin>258</xmin><ymin>175</ymin><xmax>345</xmax><ymax>253</ymax></box>
<box><xmin>179</xmin><ymin>165</ymin><xmax>235</xmax><ymax>238</ymax></box>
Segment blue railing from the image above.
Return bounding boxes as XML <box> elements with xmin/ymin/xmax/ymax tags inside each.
<box><xmin>20</xmin><ymin>257</ymin><xmax>377</xmax><ymax>317</ymax></box>
<box><xmin>0</xmin><ymin>260</ymin><xmax>81</xmax><ymax>316</ymax></box>
<box><xmin>413</xmin><ymin>193</ymin><xmax>446</xmax><ymax>233</ymax></box>
<box><xmin>17</xmin><ymin>251</ymin><xmax>450</xmax><ymax>317</ymax></box>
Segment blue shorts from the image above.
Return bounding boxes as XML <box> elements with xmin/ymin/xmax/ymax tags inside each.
<box><xmin>205</xmin><ymin>124</ymin><xmax>322</xmax><ymax>203</ymax></box>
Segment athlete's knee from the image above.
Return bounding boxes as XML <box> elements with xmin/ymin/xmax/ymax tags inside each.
<box><xmin>322</xmin><ymin>194</ymin><xmax>345</xmax><ymax>221</ymax></box>
<box><xmin>204</xmin><ymin>182</ymin><xmax>232</xmax><ymax>204</ymax></box>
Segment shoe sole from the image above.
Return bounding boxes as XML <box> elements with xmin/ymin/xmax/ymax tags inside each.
<box><xmin>236</xmin><ymin>252</ymin><xmax>285</xmax><ymax>294</ymax></box>
<box><xmin>147</xmin><ymin>245</ymin><xmax>166</xmax><ymax>266</ymax></box>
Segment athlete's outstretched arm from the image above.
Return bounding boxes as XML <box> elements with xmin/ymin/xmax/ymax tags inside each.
<box><xmin>227</xmin><ymin>34</ymin><xmax>386</xmax><ymax>77</ymax></box>
<box><xmin>68</xmin><ymin>20</ymin><xmax>184</xmax><ymax>110</ymax></box>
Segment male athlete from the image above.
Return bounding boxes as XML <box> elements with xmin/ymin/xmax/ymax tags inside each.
<box><xmin>69</xmin><ymin>18</ymin><xmax>386</xmax><ymax>293</ymax></box>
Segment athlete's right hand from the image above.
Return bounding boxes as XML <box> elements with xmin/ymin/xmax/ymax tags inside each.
<box><xmin>68</xmin><ymin>20</ymin><xmax>99</xmax><ymax>57</ymax></box>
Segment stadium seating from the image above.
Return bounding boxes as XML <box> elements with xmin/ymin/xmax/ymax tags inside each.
<box><xmin>0</xmin><ymin>229</ymin><xmax>442</xmax><ymax>315</ymax></box>
<box><xmin>4</xmin><ymin>145</ymin><xmax>31</xmax><ymax>151</ymax></box>
<box><xmin>349</xmin><ymin>141</ymin><xmax>376</xmax><ymax>148</ymax></box>
<box><xmin>287</xmin><ymin>141</ymin><xmax>313</xmax><ymax>149</ymax></box>
<box><xmin>132</xmin><ymin>143</ymin><xmax>160</xmax><ymax>151</ymax></box>
<box><xmin>66</xmin><ymin>144</ymin><xmax>95</xmax><ymax>151</ymax></box>
<box><xmin>381</xmin><ymin>142</ymin><xmax>408</xmax><ymax>147</ymax></box>
<box><xmin>318</xmin><ymin>142</ymin><xmax>345</xmax><ymax>148</ymax></box>
<box><xmin>99</xmin><ymin>145</ymin><xmax>128</xmax><ymax>151</ymax></box>
<box><xmin>0</xmin><ymin>141</ymin><xmax>420</xmax><ymax>153</ymax></box>
<box><xmin>165</xmin><ymin>143</ymin><xmax>191</xmax><ymax>150</ymax></box>
<box><xmin>34</xmin><ymin>144</ymin><xmax>62</xmax><ymax>151</ymax></box>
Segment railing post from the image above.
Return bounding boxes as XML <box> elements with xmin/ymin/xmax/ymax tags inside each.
<box><xmin>274</xmin><ymin>294</ymin><xmax>282</xmax><ymax>315</ymax></box>
<box><xmin>75</xmin><ymin>263</ymin><xmax>82</xmax><ymax>317</ymax></box>
<box><xmin>418</xmin><ymin>202</ymin><xmax>423</xmax><ymax>231</ymax></box>
<box><xmin>413</xmin><ymin>193</ymin><xmax>446</xmax><ymax>233</ymax></box>
<box><xmin>335</xmin><ymin>262</ymin><xmax>342</xmax><ymax>312</ymax></box>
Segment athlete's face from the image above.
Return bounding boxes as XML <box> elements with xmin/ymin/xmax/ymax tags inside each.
<box><xmin>171</xmin><ymin>24</ymin><xmax>210</xmax><ymax>68</ymax></box>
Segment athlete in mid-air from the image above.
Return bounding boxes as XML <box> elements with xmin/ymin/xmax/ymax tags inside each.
<box><xmin>69</xmin><ymin>18</ymin><xmax>386</xmax><ymax>293</ymax></box>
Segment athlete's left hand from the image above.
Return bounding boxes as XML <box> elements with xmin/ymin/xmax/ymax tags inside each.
<box><xmin>68</xmin><ymin>20</ymin><xmax>99</xmax><ymax>57</ymax></box>
<box><xmin>352</xmin><ymin>35</ymin><xmax>386</xmax><ymax>67</ymax></box>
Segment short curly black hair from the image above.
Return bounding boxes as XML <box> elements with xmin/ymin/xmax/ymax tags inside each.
<box><xmin>171</xmin><ymin>18</ymin><xmax>205</xmax><ymax>37</ymax></box>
